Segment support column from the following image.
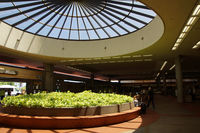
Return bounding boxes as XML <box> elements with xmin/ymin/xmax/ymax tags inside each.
<box><xmin>26</xmin><ymin>80</ymin><xmax>34</xmax><ymax>94</ymax></box>
<box><xmin>43</xmin><ymin>64</ymin><xmax>54</xmax><ymax>92</ymax></box>
<box><xmin>175</xmin><ymin>56</ymin><xmax>184</xmax><ymax>103</ymax></box>
<box><xmin>163</xmin><ymin>75</ymin><xmax>167</xmax><ymax>95</ymax></box>
<box><xmin>156</xmin><ymin>77</ymin><xmax>161</xmax><ymax>91</ymax></box>
<box><xmin>118</xmin><ymin>80</ymin><xmax>121</xmax><ymax>94</ymax></box>
<box><xmin>108</xmin><ymin>78</ymin><xmax>112</xmax><ymax>93</ymax></box>
<box><xmin>90</xmin><ymin>74</ymin><xmax>94</xmax><ymax>91</ymax></box>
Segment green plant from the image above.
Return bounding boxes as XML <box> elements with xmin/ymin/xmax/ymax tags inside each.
<box><xmin>1</xmin><ymin>90</ymin><xmax>133</xmax><ymax>108</ymax></box>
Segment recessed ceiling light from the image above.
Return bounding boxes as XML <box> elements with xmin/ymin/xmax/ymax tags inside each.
<box><xmin>135</xmin><ymin>59</ymin><xmax>143</xmax><ymax>62</ymax></box>
<box><xmin>143</xmin><ymin>54</ymin><xmax>153</xmax><ymax>57</ymax></box>
<box><xmin>176</xmin><ymin>39</ymin><xmax>182</xmax><ymax>43</ymax></box>
<box><xmin>179</xmin><ymin>33</ymin><xmax>186</xmax><ymax>38</ymax></box>
<box><xmin>156</xmin><ymin>72</ymin><xmax>160</xmax><ymax>77</ymax></box>
<box><xmin>192</xmin><ymin>4</ymin><xmax>200</xmax><ymax>16</ymax></box>
<box><xmin>122</xmin><ymin>56</ymin><xmax>131</xmax><ymax>58</ymax></box>
<box><xmin>187</xmin><ymin>17</ymin><xmax>197</xmax><ymax>25</ymax></box>
<box><xmin>172</xmin><ymin>47</ymin><xmax>177</xmax><ymax>51</ymax></box>
<box><xmin>169</xmin><ymin>65</ymin><xmax>175</xmax><ymax>70</ymax></box>
<box><xmin>182</xmin><ymin>26</ymin><xmax>190</xmax><ymax>32</ymax></box>
<box><xmin>160</xmin><ymin>61</ymin><xmax>167</xmax><ymax>71</ymax></box>
<box><xmin>174</xmin><ymin>43</ymin><xmax>179</xmax><ymax>47</ymax></box>
<box><xmin>192</xmin><ymin>41</ymin><xmax>200</xmax><ymax>49</ymax></box>
<box><xmin>133</xmin><ymin>55</ymin><xmax>142</xmax><ymax>57</ymax></box>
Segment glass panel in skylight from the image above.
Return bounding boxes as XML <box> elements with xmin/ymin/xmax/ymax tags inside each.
<box><xmin>134</xmin><ymin>1</ymin><xmax>145</xmax><ymax>6</ymax></box>
<box><xmin>49</xmin><ymin>28</ymin><xmax>61</xmax><ymax>38</ymax></box>
<box><xmin>88</xmin><ymin>16</ymin><xmax>100</xmax><ymax>29</ymax></box>
<box><xmin>63</xmin><ymin>17</ymin><xmax>72</xmax><ymax>29</ymax></box>
<box><xmin>55</xmin><ymin>15</ymin><xmax>66</xmax><ymax>29</ymax></box>
<box><xmin>124</xmin><ymin>17</ymin><xmax>145</xmax><ymax>28</ymax></box>
<box><xmin>0</xmin><ymin>2</ymin><xmax>12</xmax><ymax>8</ymax></box>
<box><xmin>112</xmin><ymin>24</ymin><xmax>128</xmax><ymax>35</ymax></box>
<box><xmin>16</xmin><ymin>19</ymin><xmax>35</xmax><ymax>30</ymax></box>
<box><xmin>83</xmin><ymin>17</ymin><xmax>92</xmax><ymax>30</ymax></box>
<box><xmin>79</xmin><ymin>30</ymin><xmax>89</xmax><ymax>40</ymax></box>
<box><xmin>104</xmin><ymin>8</ymin><xmax>125</xmax><ymax>20</ymax></box>
<box><xmin>70</xmin><ymin>30</ymin><xmax>79</xmax><ymax>40</ymax></box>
<box><xmin>96</xmin><ymin>29</ymin><xmax>109</xmax><ymax>39</ymax></box>
<box><xmin>0</xmin><ymin>10</ymin><xmax>15</xmax><ymax>18</ymax></box>
<box><xmin>37</xmin><ymin>25</ymin><xmax>51</xmax><ymax>36</ymax></box>
<box><xmin>118</xmin><ymin>21</ymin><xmax>136</xmax><ymax>32</ymax></box>
<box><xmin>71</xmin><ymin>17</ymin><xmax>78</xmax><ymax>30</ymax></box>
<box><xmin>104</xmin><ymin>27</ymin><xmax>118</xmax><ymax>37</ymax></box>
<box><xmin>130</xmin><ymin>13</ymin><xmax>152</xmax><ymax>23</ymax></box>
<box><xmin>134</xmin><ymin>8</ymin><xmax>156</xmax><ymax>17</ymax></box>
<box><xmin>88</xmin><ymin>30</ymin><xmax>98</xmax><ymax>39</ymax></box>
<box><xmin>59</xmin><ymin>29</ymin><xmax>69</xmax><ymax>39</ymax></box>
<box><xmin>27</xmin><ymin>23</ymin><xmax>43</xmax><ymax>33</ymax></box>
<box><xmin>4</xmin><ymin>14</ymin><xmax>26</xmax><ymax>25</ymax></box>
<box><xmin>78</xmin><ymin>18</ymin><xmax>86</xmax><ymax>30</ymax></box>
<box><xmin>93</xmin><ymin>15</ymin><xmax>106</xmax><ymax>27</ymax></box>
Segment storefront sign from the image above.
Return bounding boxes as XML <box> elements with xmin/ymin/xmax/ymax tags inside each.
<box><xmin>0</xmin><ymin>67</ymin><xmax>17</xmax><ymax>75</ymax></box>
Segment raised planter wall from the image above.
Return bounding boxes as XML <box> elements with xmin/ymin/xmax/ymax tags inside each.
<box><xmin>0</xmin><ymin>102</ymin><xmax>134</xmax><ymax>116</ymax></box>
<box><xmin>0</xmin><ymin>107</ymin><xmax>140</xmax><ymax>129</ymax></box>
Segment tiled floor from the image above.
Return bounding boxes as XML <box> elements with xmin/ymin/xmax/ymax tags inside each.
<box><xmin>1</xmin><ymin>95</ymin><xmax>200</xmax><ymax>133</ymax></box>
<box><xmin>123</xmin><ymin>95</ymin><xmax>200</xmax><ymax>133</ymax></box>
<box><xmin>0</xmin><ymin>109</ymin><xmax>159</xmax><ymax>133</ymax></box>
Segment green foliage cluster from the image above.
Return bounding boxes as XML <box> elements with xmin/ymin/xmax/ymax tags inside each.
<box><xmin>0</xmin><ymin>82</ymin><xmax>14</xmax><ymax>86</ymax></box>
<box><xmin>1</xmin><ymin>91</ymin><xmax>133</xmax><ymax>108</ymax></box>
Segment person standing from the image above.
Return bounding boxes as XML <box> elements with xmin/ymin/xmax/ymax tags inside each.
<box><xmin>147</xmin><ymin>86</ymin><xmax>155</xmax><ymax>110</ymax></box>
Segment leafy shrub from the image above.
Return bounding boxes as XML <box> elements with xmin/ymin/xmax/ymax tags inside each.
<box><xmin>1</xmin><ymin>90</ymin><xmax>133</xmax><ymax>108</ymax></box>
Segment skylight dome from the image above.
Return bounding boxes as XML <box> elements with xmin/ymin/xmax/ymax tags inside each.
<box><xmin>0</xmin><ymin>0</ymin><xmax>156</xmax><ymax>40</ymax></box>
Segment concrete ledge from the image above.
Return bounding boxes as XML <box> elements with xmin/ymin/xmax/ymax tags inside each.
<box><xmin>0</xmin><ymin>107</ymin><xmax>140</xmax><ymax>129</ymax></box>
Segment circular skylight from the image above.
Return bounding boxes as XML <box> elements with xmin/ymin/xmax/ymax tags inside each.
<box><xmin>0</xmin><ymin>0</ymin><xmax>156</xmax><ymax>40</ymax></box>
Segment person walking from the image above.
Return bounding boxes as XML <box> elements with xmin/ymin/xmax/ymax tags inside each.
<box><xmin>147</xmin><ymin>86</ymin><xmax>155</xmax><ymax>110</ymax></box>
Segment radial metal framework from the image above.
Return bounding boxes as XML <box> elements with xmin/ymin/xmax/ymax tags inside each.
<box><xmin>0</xmin><ymin>0</ymin><xmax>156</xmax><ymax>40</ymax></box>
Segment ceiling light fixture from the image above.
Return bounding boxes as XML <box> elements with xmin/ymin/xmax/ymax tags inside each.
<box><xmin>176</xmin><ymin>39</ymin><xmax>182</xmax><ymax>43</ymax></box>
<box><xmin>135</xmin><ymin>59</ymin><xmax>143</xmax><ymax>62</ymax></box>
<box><xmin>172</xmin><ymin>3</ymin><xmax>200</xmax><ymax>51</ymax></box>
<box><xmin>187</xmin><ymin>17</ymin><xmax>197</xmax><ymax>25</ymax></box>
<box><xmin>182</xmin><ymin>26</ymin><xmax>191</xmax><ymax>32</ymax></box>
<box><xmin>169</xmin><ymin>64</ymin><xmax>175</xmax><ymax>70</ymax></box>
<box><xmin>143</xmin><ymin>54</ymin><xmax>153</xmax><ymax>57</ymax></box>
<box><xmin>179</xmin><ymin>33</ymin><xmax>186</xmax><ymax>38</ymax></box>
<box><xmin>122</xmin><ymin>56</ymin><xmax>131</xmax><ymax>58</ymax></box>
<box><xmin>156</xmin><ymin>72</ymin><xmax>160</xmax><ymax>78</ymax></box>
<box><xmin>192</xmin><ymin>4</ymin><xmax>200</xmax><ymax>16</ymax></box>
<box><xmin>174</xmin><ymin>43</ymin><xmax>180</xmax><ymax>47</ymax></box>
<box><xmin>192</xmin><ymin>41</ymin><xmax>200</xmax><ymax>49</ymax></box>
<box><xmin>160</xmin><ymin>61</ymin><xmax>167</xmax><ymax>71</ymax></box>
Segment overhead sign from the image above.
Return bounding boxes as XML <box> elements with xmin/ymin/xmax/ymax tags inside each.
<box><xmin>0</xmin><ymin>67</ymin><xmax>17</xmax><ymax>75</ymax></box>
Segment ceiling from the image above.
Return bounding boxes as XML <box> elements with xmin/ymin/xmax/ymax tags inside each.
<box><xmin>0</xmin><ymin>0</ymin><xmax>200</xmax><ymax>81</ymax></box>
